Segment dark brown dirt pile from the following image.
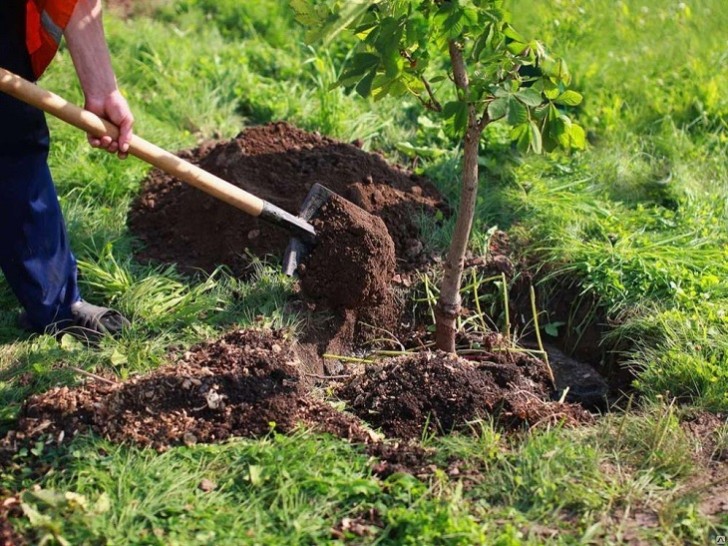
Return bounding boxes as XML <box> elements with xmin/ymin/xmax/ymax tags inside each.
<box><xmin>338</xmin><ymin>351</ymin><xmax>592</xmax><ymax>440</ymax></box>
<box><xmin>2</xmin><ymin>330</ymin><xmax>370</xmax><ymax>452</ymax></box>
<box><xmin>299</xmin><ymin>194</ymin><xmax>395</xmax><ymax>309</ymax></box>
<box><xmin>128</xmin><ymin>122</ymin><xmax>445</xmax><ymax>277</ymax></box>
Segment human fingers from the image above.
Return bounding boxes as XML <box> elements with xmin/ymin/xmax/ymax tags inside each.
<box><xmin>99</xmin><ymin>135</ymin><xmax>113</xmax><ymax>149</ymax></box>
<box><xmin>117</xmin><ymin>113</ymin><xmax>134</xmax><ymax>157</ymax></box>
<box><xmin>88</xmin><ymin>134</ymin><xmax>102</xmax><ymax>148</ymax></box>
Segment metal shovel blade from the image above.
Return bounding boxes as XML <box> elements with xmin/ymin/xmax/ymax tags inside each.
<box><xmin>282</xmin><ymin>183</ymin><xmax>336</xmax><ymax>276</ymax></box>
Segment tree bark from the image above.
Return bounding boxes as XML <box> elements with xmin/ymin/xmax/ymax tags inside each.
<box><xmin>435</xmin><ymin>42</ymin><xmax>482</xmax><ymax>352</ymax></box>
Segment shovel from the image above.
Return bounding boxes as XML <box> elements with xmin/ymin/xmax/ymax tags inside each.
<box><xmin>0</xmin><ymin>67</ymin><xmax>332</xmax><ymax>276</ymax></box>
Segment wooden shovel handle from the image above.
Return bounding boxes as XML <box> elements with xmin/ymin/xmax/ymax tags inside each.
<box><xmin>0</xmin><ymin>67</ymin><xmax>265</xmax><ymax>217</ymax></box>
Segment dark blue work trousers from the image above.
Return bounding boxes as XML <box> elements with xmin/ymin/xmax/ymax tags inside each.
<box><xmin>1</xmin><ymin>1</ymin><xmax>81</xmax><ymax>331</ymax></box>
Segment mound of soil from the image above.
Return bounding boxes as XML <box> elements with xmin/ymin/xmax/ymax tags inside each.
<box><xmin>128</xmin><ymin>122</ymin><xmax>445</xmax><ymax>277</ymax></box>
<box><xmin>127</xmin><ymin>122</ymin><xmax>444</xmax><ymax>370</ymax></box>
<box><xmin>338</xmin><ymin>350</ymin><xmax>591</xmax><ymax>440</ymax></box>
<box><xmin>299</xmin><ymin>194</ymin><xmax>395</xmax><ymax>309</ymax></box>
<box><xmin>2</xmin><ymin>330</ymin><xmax>370</xmax><ymax>452</ymax></box>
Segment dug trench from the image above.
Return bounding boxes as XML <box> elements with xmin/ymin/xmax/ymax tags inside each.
<box><xmin>3</xmin><ymin>123</ymin><xmax>616</xmax><ymax>469</ymax></box>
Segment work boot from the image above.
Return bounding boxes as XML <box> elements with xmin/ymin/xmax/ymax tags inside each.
<box><xmin>67</xmin><ymin>300</ymin><xmax>131</xmax><ymax>341</ymax></box>
<box><xmin>18</xmin><ymin>300</ymin><xmax>131</xmax><ymax>343</ymax></box>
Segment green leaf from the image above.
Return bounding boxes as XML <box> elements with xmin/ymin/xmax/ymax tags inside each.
<box><xmin>443</xmin><ymin>100</ymin><xmax>469</xmax><ymax>135</ymax></box>
<box><xmin>487</xmin><ymin>97</ymin><xmax>508</xmax><ymax>120</ymax></box>
<box><xmin>503</xmin><ymin>24</ymin><xmax>526</xmax><ymax>43</ymax></box>
<box><xmin>321</xmin><ymin>1</ymin><xmax>374</xmax><ymax>45</ymax></box>
<box><xmin>382</xmin><ymin>46</ymin><xmax>403</xmax><ymax>77</ymax></box>
<box><xmin>544</xmin><ymin>321</ymin><xmax>566</xmax><ymax>336</ymax></box>
<box><xmin>442</xmin><ymin>101</ymin><xmax>460</xmax><ymax>118</ymax></box>
<box><xmin>507</xmin><ymin>96</ymin><xmax>528</xmax><ymax>125</ymax></box>
<box><xmin>395</xmin><ymin>141</ymin><xmax>446</xmax><ymax>159</ymax></box>
<box><xmin>350</xmin><ymin>52</ymin><xmax>380</xmax><ymax>72</ymax></box>
<box><xmin>290</xmin><ymin>0</ymin><xmax>324</xmax><ymax>26</ymax></box>
<box><xmin>507</xmin><ymin>40</ymin><xmax>528</xmax><ymax>55</ymax></box>
<box><xmin>25</xmin><ymin>489</ymin><xmax>66</xmax><ymax>508</ymax></box>
<box><xmin>482</xmin><ymin>7</ymin><xmax>508</xmax><ymax>24</ymax></box>
<box><xmin>494</xmin><ymin>87</ymin><xmax>510</xmax><ymax>98</ymax></box>
<box><xmin>510</xmin><ymin>123</ymin><xmax>530</xmax><ymax>152</ymax></box>
<box><xmin>544</xmin><ymin>84</ymin><xmax>560</xmax><ymax>100</ymax></box>
<box><xmin>377</xmin><ymin>77</ymin><xmax>408</xmax><ymax>100</ymax></box>
<box><xmin>568</xmin><ymin>123</ymin><xmax>587</xmax><ymax>150</ymax></box>
<box><xmin>548</xmin><ymin>115</ymin><xmax>585</xmax><ymax>150</ymax></box>
<box><xmin>547</xmin><ymin>103</ymin><xmax>559</xmax><ymax>120</ymax></box>
<box><xmin>355</xmin><ymin>69</ymin><xmax>376</xmax><ymax>97</ymax></box>
<box><xmin>110</xmin><ymin>349</ymin><xmax>128</xmax><ymax>366</ymax></box>
<box><xmin>434</xmin><ymin>2</ymin><xmax>468</xmax><ymax>39</ymax></box>
<box><xmin>93</xmin><ymin>493</ymin><xmax>111</xmax><ymax>515</ymax></box>
<box><xmin>529</xmin><ymin>120</ymin><xmax>542</xmax><ymax>154</ymax></box>
<box><xmin>60</xmin><ymin>334</ymin><xmax>82</xmax><ymax>351</ymax></box>
<box><xmin>542</xmin><ymin>129</ymin><xmax>559</xmax><ymax>153</ymax></box>
<box><xmin>556</xmin><ymin>59</ymin><xmax>571</xmax><ymax>85</ymax></box>
<box><xmin>248</xmin><ymin>465</ymin><xmax>264</xmax><ymax>486</ymax></box>
<box><xmin>555</xmin><ymin>90</ymin><xmax>583</xmax><ymax>106</ymax></box>
<box><xmin>472</xmin><ymin>27</ymin><xmax>490</xmax><ymax>60</ymax></box>
<box><xmin>21</xmin><ymin>503</ymin><xmax>52</xmax><ymax>527</ymax></box>
<box><xmin>532</xmin><ymin>103</ymin><xmax>550</xmax><ymax>119</ymax></box>
<box><xmin>336</xmin><ymin>52</ymin><xmax>380</xmax><ymax>89</ymax></box>
<box><xmin>515</xmin><ymin>88</ymin><xmax>543</xmax><ymax>107</ymax></box>
<box><xmin>552</xmin><ymin>116</ymin><xmax>571</xmax><ymax>148</ymax></box>
<box><xmin>405</xmin><ymin>12</ymin><xmax>427</xmax><ymax>45</ymax></box>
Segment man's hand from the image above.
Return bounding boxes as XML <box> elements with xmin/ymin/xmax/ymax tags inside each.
<box><xmin>84</xmin><ymin>90</ymin><xmax>134</xmax><ymax>159</ymax></box>
<box><xmin>65</xmin><ymin>0</ymin><xmax>134</xmax><ymax>159</ymax></box>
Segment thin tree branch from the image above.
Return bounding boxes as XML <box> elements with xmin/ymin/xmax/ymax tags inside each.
<box><xmin>413</xmin><ymin>92</ymin><xmax>440</xmax><ymax>112</ymax></box>
<box><xmin>477</xmin><ymin>106</ymin><xmax>491</xmax><ymax>132</ymax></box>
<box><xmin>421</xmin><ymin>76</ymin><xmax>442</xmax><ymax>112</ymax></box>
<box><xmin>400</xmin><ymin>48</ymin><xmax>442</xmax><ymax>112</ymax></box>
<box><xmin>67</xmin><ymin>366</ymin><xmax>118</xmax><ymax>386</ymax></box>
<box><xmin>448</xmin><ymin>41</ymin><xmax>470</xmax><ymax>93</ymax></box>
<box><xmin>304</xmin><ymin>373</ymin><xmax>353</xmax><ymax>380</ymax></box>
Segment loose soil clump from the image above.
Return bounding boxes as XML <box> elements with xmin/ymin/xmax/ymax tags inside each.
<box><xmin>299</xmin><ymin>194</ymin><xmax>395</xmax><ymax>309</ymax></box>
<box><xmin>2</xmin><ymin>330</ymin><xmax>370</xmax><ymax>452</ymax></box>
<box><xmin>338</xmin><ymin>350</ymin><xmax>591</xmax><ymax>440</ymax></box>
<box><xmin>128</xmin><ymin>122</ymin><xmax>444</xmax><ymax>277</ymax></box>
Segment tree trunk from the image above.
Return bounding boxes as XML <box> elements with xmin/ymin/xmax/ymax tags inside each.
<box><xmin>435</xmin><ymin>42</ymin><xmax>481</xmax><ymax>352</ymax></box>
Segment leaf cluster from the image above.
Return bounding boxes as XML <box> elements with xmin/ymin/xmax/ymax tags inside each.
<box><xmin>292</xmin><ymin>0</ymin><xmax>585</xmax><ymax>152</ymax></box>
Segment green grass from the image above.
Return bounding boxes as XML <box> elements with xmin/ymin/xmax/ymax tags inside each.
<box><xmin>4</xmin><ymin>416</ymin><xmax>720</xmax><ymax>545</ymax></box>
<box><xmin>493</xmin><ymin>0</ymin><xmax>728</xmax><ymax>408</ymax></box>
<box><xmin>1</xmin><ymin>0</ymin><xmax>727</xmax><ymax>542</ymax></box>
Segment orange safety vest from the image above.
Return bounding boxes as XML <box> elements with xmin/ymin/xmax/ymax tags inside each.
<box><xmin>25</xmin><ymin>0</ymin><xmax>79</xmax><ymax>79</ymax></box>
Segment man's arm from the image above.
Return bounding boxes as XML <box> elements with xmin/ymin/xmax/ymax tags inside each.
<box><xmin>64</xmin><ymin>0</ymin><xmax>133</xmax><ymax>158</ymax></box>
